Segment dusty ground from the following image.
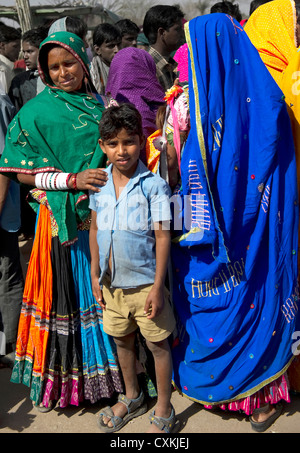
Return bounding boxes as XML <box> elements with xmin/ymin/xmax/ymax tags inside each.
<box><xmin>1</xmin><ymin>239</ymin><xmax>300</xmax><ymax>436</ymax></box>
<box><xmin>1</xmin><ymin>366</ymin><xmax>300</xmax><ymax>435</ymax></box>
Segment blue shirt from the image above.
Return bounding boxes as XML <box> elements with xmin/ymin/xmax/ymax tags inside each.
<box><xmin>89</xmin><ymin>160</ymin><xmax>171</xmax><ymax>288</ymax></box>
<box><xmin>0</xmin><ymin>91</ymin><xmax>20</xmax><ymax>233</ymax></box>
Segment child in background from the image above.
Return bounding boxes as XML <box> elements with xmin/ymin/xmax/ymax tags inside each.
<box><xmin>90</xmin><ymin>23</ymin><xmax>121</xmax><ymax>95</ymax></box>
<box><xmin>89</xmin><ymin>103</ymin><xmax>178</xmax><ymax>433</ymax></box>
<box><xmin>115</xmin><ymin>18</ymin><xmax>140</xmax><ymax>49</ymax></box>
<box><xmin>9</xmin><ymin>27</ymin><xmax>48</xmax><ymax>112</ymax></box>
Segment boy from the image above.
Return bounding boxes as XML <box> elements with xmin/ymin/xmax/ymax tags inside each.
<box><xmin>143</xmin><ymin>5</ymin><xmax>184</xmax><ymax>92</ymax></box>
<box><xmin>115</xmin><ymin>19</ymin><xmax>140</xmax><ymax>49</ymax></box>
<box><xmin>9</xmin><ymin>27</ymin><xmax>48</xmax><ymax>112</ymax></box>
<box><xmin>90</xmin><ymin>23</ymin><xmax>121</xmax><ymax>95</ymax></box>
<box><xmin>210</xmin><ymin>1</ymin><xmax>242</xmax><ymax>21</ymax></box>
<box><xmin>89</xmin><ymin>104</ymin><xmax>177</xmax><ymax>433</ymax></box>
<box><xmin>0</xmin><ymin>25</ymin><xmax>21</xmax><ymax>93</ymax></box>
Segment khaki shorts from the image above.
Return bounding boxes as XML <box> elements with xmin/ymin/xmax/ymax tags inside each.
<box><xmin>101</xmin><ymin>277</ymin><xmax>176</xmax><ymax>343</ymax></box>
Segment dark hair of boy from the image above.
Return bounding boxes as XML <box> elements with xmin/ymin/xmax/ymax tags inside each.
<box><xmin>142</xmin><ymin>5</ymin><xmax>184</xmax><ymax>45</ymax></box>
<box><xmin>22</xmin><ymin>27</ymin><xmax>48</xmax><ymax>48</ymax></box>
<box><xmin>0</xmin><ymin>25</ymin><xmax>21</xmax><ymax>43</ymax></box>
<box><xmin>210</xmin><ymin>1</ymin><xmax>243</xmax><ymax>22</ymax></box>
<box><xmin>99</xmin><ymin>103</ymin><xmax>143</xmax><ymax>142</ymax></box>
<box><xmin>93</xmin><ymin>23</ymin><xmax>121</xmax><ymax>47</ymax></box>
<box><xmin>65</xmin><ymin>16</ymin><xmax>88</xmax><ymax>40</ymax></box>
<box><xmin>249</xmin><ymin>0</ymin><xmax>272</xmax><ymax>16</ymax></box>
<box><xmin>115</xmin><ymin>19</ymin><xmax>140</xmax><ymax>37</ymax></box>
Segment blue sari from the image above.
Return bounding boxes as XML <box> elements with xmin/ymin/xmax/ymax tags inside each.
<box><xmin>171</xmin><ymin>14</ymin><xmax>300</xmax><ymax>406</ymax></box>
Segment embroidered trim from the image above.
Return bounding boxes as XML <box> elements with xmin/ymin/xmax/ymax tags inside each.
<box><xmin>0</xmin><ymin>166</ymin><xmax>62</xmax><ymax>175</ymax></box>
<box><xmin>172</xmin><ymin>356</ymin><xmax>294</xmax><ymax>406</ymax></box>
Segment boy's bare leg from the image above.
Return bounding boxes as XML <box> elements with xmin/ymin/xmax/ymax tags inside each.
<box><xmin>146</xmin><ymin>338</ymin><xmax>173</xmax><ymax>433</ymax></box>
<box><xmin>102</xmin><ymin>332</ymin><xmax>140</xmax><ymax>428</ymax></box>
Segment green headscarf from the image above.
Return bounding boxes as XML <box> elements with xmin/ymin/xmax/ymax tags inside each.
<box><xmin>0</xmin><ymin>31</ymin><xmax>106</xmax><ymax>245</ymax></box>
<box><xmin>38</xmin><ymin>31</ymin><xmax>91</xmax><ymax>88</ymax></box>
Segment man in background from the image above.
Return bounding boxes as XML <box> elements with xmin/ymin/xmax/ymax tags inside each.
<box><xmin>0</xmin><ymin>25</ymin><xmax>21</xmax><ymax>93</ymax></box>
<box><xmin>143</xmin><ymin>5</ymin><xmax>184</xmax><ymax>92</ymax></box>
<box><xmin>0</xmin><ymin>91</ymin><xmax>23</xmax><ymax>368</ymax></box>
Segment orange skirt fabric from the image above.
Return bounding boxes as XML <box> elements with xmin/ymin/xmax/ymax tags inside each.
<box><xmin>11</xmin><ymin>204</ymin><xmax>52</xmax><ymax>403</ymax></box>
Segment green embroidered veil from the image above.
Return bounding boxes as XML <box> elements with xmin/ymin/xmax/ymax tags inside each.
<box><xmin>0</xmin><ymin>32</ymin><xmax>106</xmax><ymax>244</ymax></box>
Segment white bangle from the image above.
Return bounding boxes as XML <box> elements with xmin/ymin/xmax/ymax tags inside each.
<box><xmin>35</xmin><ymin>172</ymin><xmax>43</xmax><ymax>189</ymax></box>
<box><xmin>56</xmin><ymin>173</ymin><xmax>71</xmax><ymax>190</ymax></box>
<box><xmin>35</xmin><ymin>172</ymin><xmax>72</xmax><ymax>190</ymax></box>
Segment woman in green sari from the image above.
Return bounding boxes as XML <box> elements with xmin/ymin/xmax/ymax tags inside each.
<box><xmin>0</xmin><ymin>32</ymin><xmax>123</xmax><ymax>410</ymax></box>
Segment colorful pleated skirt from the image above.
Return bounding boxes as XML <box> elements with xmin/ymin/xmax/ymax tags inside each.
<box><xmin>11</xmin><ymin>201</ymin><xmax>123</xmax><ymax>408</ymax></box>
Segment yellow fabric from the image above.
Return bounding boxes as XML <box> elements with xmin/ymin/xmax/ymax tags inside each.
<box><xmin>245</xmin><ymin>0</ymin><xmax>297</xmax><ymax>85</ymax></box>
<box><xmin>145</xmin><ymin>129</ymin><xmax>162</xmax><ymax>174</ymax></box>
<box><xmin>280</xmin><ymin>51</ymin><xmax>300</xmax><ymax>186</ymax></box>
<box><xmin>245</xmin><ymin>0</ymin><xmax>300</xmax><ymax>198</ymax></box>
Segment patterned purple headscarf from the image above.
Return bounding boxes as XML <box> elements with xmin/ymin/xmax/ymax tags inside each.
<box><xmin>106</xmin><ymin>47</ymin><xmax>165</xmax><ymax>159</ymax></box>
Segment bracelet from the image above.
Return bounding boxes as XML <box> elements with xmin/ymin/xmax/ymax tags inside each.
<box><xmin>56</xmin><ymin>172</ymin><xmax>72</xmax><ymax>190</ymax></box>
<box><xmin>66</xmin><ymin>172</ymin><xmax>73</xmax><ymax>188</ymax></box>
<box><xmin>53</xmin><ymin>172</ymin><xmax>59</xmax><ymax>189</ymax></box>
<box><xmin>35</xmin><ymin>172</ymin><xmax>73</xmax><ymax>190</ymax></box>
<box><xmin>71</xmin><ymin>173</ymin><xmax>78</xmax><ymax>190</ymax></box>
<box><xmin>49</xmin><ymin>173</ymin><xmax>55</xmax><ymax>190</ymax></box>
<box><xmin>35</xmin><ymin>172</ymin><xmax>43</xmax><ymax>189</ymax></box>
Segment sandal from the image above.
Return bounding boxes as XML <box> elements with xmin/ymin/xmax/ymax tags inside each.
<box><xmin>149</xmin><ymin>406</ymin><xmax>181</xmax><ymax>433</ymax></box>
<box><xmin>33</xmin><ymin>400</ymin><xmax>57</xmax><ymax>413</ymax></box>
<box><xmin>249</xmin><ymin>402</ymin><xmax>283</xmax><ymax>432</ymax></box>
<box><xmin>98</xmin><ymin>390</ymin><xmax>147</xmax><ymax>433</ymax></box>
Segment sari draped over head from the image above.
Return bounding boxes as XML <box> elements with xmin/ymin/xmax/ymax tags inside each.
<box><xmin>171</xmin><ymin>14</ymin><xmax>300</xmax><ymax>407</ymax></box>
<box><xmin>106</xmin><ymin>47</ymin><xmax>165</xmax><ymax>143</ymax></box>
<box><xmin>0</xmin><ymin>31</ymin><xmax>106</xmax><ymax>245</ymax></box>
<box><xmin>246</xmin><ymin>0</ymin><xmax>300</xmax><ymax>394</ymax></box>
<box><xmin>245</xmin><ymin>0</ymin><xmax>297</xmax><ymax>86</ymax></box>
<box><xmin>245</xmin><ymin>0</ymin><xmax>300</xmax><ymax>200</ymax></box>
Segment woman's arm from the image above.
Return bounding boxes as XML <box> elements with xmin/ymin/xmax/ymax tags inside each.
<box><xmin>17</xmin><ymin>169</ymin><xmax>108</xmax><ymax>192</ymax></box>
<box><xmin>17</xmin><ymin>173</ymin><xmax>35</xmax><ymax>186</ymax></box>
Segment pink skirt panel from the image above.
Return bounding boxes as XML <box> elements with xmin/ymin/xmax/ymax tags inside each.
<box><xmin>204</xmin><ymin>373</ymin><xmax>290</xmax><ymax>415</ymax></box>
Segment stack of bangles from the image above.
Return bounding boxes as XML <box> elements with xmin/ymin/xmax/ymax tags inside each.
<box><xmin>35</xmin><ymin>172</ymin><xmax>78</xmax><ymax>190</ymax></box>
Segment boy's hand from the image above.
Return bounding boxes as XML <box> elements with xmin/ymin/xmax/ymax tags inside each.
<box><xmin>144</xmin><ymin>285</ymin><xmax>165</xmax><ymax>319</ymax></box>
<box><xmin>91</xmin><ymin>276</ymin><xmax>105</xmax><ymax>310</ymax></box>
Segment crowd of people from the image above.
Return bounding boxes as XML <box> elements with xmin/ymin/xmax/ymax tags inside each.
<box><xmin>0</xmin><ymin>0</ymin><xmax>300</xmax><ymax>434</ymax></box>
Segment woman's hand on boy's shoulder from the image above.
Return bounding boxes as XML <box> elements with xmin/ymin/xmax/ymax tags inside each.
<box><xmin>76</xmin><ymin>168</ymin><xmax>108</xmax><ymax>192</ymax></box>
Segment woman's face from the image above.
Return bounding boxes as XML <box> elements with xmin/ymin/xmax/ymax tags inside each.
<box><xmin>47</xmin><ymin>47</ymin><xmax>84</xmax><ymax>92</ymax></box>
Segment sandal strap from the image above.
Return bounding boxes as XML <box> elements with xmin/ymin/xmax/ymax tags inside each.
<box><xmin>117</xmin><ymin>390</ymin><xmax>144</xmax><ymax>414</ymax></box>
<box><xmin>252</xmin><ymin>404</ymin><xmax>271</xmax><ymax>416</ymax></box>
<box><xmin>99</xmin><ymin>406</ymin><xmax>123</xmax><ymax>429</ymax></box>
<box><xmin>149</xmin><ymin>407</ymin><xmax>176</xmax><ymax>433</ymax></box>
